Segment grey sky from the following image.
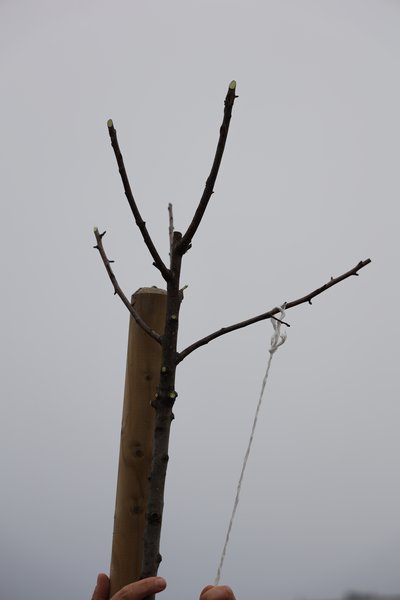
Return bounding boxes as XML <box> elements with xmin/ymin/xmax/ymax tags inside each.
<box><xmin>1</xmin><ymin>2</ymin><xmax>399</xmax><ymax>600</ymax></box>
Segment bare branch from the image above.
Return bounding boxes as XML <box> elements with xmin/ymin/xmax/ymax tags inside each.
<box><xmin>177</xmin><ymin>81</ymin><xmax>238</xmax><ymax>255</ymax></box>
<box><xmin>93</xmin><ymin>227</ymin><xmax>163</xmax><ymax>345</ymax></box>
<box><xmin>107</xmin><ymin>119</ymin><xmax>170</xmax><ymax>281</ymax></box>
<box><xmin>284</xmin><ymin>259</ymin><xmax>371</xmax><ymax>309</ymax></box>
<box><xmin>177</xmin><ymin>259</ymin><xmax>371</xmax><ymax>362</ymax></box>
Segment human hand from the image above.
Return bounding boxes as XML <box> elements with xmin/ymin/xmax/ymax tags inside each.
<box><xmin>91</xmin><ymin>574</ymin><xmax>236</xmax><ymax>600</ymax></box>
<box><xmin>91</xmin><ymin>573</ymin><xmax>167</xmax><ymax>600</ymax></box>
<box><xmin>199</xmin><ymin>584</ymin><xmax>237</xmax><ymax>600</ymax></box>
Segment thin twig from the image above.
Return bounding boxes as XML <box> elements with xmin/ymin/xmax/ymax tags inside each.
<box><xmin>177</xmin><ymin>81</ymin><xmax>238</xmax><ymax>255</ymax></box>
<box><xmin>271</xmin><ymin>315</ymin><xmax>290</xmax><ymax>327</ymax></box>
<box><xmin>168</xmin><ymin>203</ymin><xmax>174</xmax><ymax>261</ymax></box>
<box><xmin>93</xmin><ymin>227</ymin><xmax>162</xmax><ymax>345</ymax></box>
<box><xmin>177</xmin><ymin>259</ymin><xmax>371</xmax><ymax>362</ymax></box>
<box><xmin>107</xmin><ymin>119</ymin><xmax>170</xmax><ymax>281</ymax></box>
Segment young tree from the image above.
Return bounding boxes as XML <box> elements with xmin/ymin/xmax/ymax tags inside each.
<box><xmin>94</xmin><ymin>81</ymin><xmax>370</xmax><ymax>596</ymax></box>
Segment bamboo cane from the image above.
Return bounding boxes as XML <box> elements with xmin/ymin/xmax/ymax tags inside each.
<box><xmin>110</xmin><ymin>287</ymin><xmax>167</xmax><ymax>597</ymax></box>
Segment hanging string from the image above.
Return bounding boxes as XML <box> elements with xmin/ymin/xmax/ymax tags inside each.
<box><xmin>214</xmin><ymin>304</ymin><xmax>288</xmax><ymax>585</ymax></box>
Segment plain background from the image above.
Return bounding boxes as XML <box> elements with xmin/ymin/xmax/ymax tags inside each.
<box><xmin>1</xmin><ymin>2</ymin><xmax>399</xmax><ymax>599</ymax></box>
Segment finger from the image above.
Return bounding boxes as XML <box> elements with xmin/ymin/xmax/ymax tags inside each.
<box><xmin>199</xmin><ymin>584</ymin><xmax>236</xmax><ymax>600</ymax></box>
<box><xmin>92</xmin><ymin>573</ymin><xmax>110</xmax><ymax>600</ymax></box>
<box><xmin>200</xmin><ymin>585</ymin><xmax>215</xmax><ymax>597</ymax></box>
<box><xmin>114</xmin><ymin>576</ymin><xmax>167</xmax><ymax>600</ymax></box>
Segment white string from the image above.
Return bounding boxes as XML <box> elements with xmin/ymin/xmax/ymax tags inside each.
<box><xmin>214</xmin><ymin>304</ymin><xmax>287</xmax><ymax>585</ymax></box>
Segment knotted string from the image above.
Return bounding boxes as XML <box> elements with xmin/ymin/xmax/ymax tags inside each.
<box><xmin>214</xmin><ymin>304</ymin><xmax>287</xmax><ymax>585</ymax></box>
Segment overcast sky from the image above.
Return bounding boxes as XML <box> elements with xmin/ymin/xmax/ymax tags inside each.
<box><xmin>1</xmin><ymin>2</ymin><xmax>399</xmax><ymax>600</ymax></box>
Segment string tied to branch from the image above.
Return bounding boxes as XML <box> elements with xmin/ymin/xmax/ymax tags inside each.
<box><xmin>214</xmin><ymin>304</ymin><xmax>287</xmax><ymax>586</ymax></box>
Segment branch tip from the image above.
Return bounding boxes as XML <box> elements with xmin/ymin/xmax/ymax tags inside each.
<box><xmin>107</xmin><ymin>119</ymin><xmax>113</xmax><ymax>128</ymax></box>
<box><xmin>177</xmin><ymin>80</ymin><xmax>238</xmax><ymax>254</ymax></box>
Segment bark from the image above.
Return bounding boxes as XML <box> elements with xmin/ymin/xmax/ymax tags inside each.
<box><xmin>141</xmin><ymin>231</ymin><xmax>183</xmax><ymax>579</ymax></box>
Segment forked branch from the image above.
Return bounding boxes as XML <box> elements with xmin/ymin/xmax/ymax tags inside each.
<box><xmin>177</xmin><ymin>258</ymin><xmax>371</xmax><ymax>362</ymax></box>
<box><xmin>107</xmin><ymin>120</ymin><xmax>170</xmax><ymax>281</ymax></box>
<box><xmin>177</xmin><ymin>81</ymin><xmax>238</xmax><ymax>255</ymax></box>
<box><xmin>93</xmin><ymin>227</ymin><xmax>162</xmax><ymax>345</ymax></box>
